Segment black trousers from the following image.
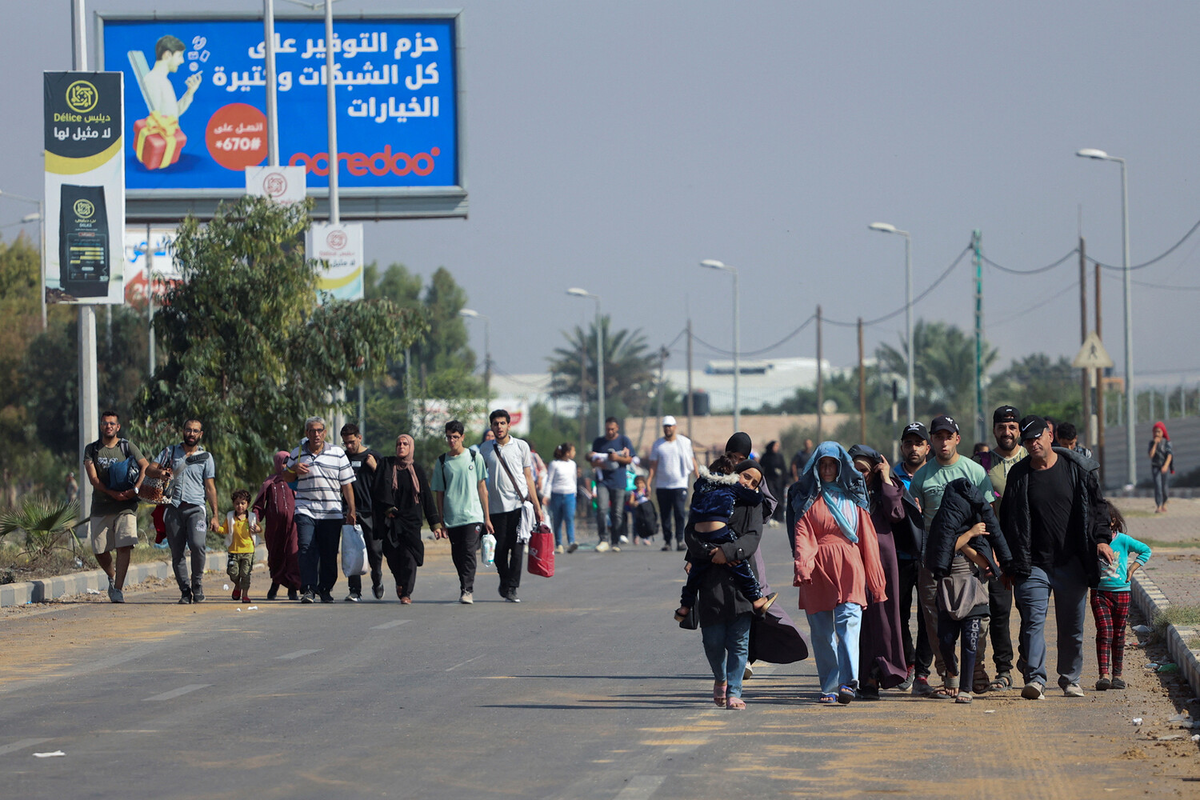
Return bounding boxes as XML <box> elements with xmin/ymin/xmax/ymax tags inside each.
<box><xmin>897</xmin><ymin>555</ymin><xmax>933</xmax><ymax>675</ymax></box>
<box><xmin>490</xmin><ymin>509</ymin><xmax>524</xmax><ymax>596</ymax></box>
<box><xmin>382</xmin><ymin>536</ymin><xmax>419</xmax><ymax>598</ymax></box>
<box><xmin>987</xmin><ymin>577</ymin><xmax>1015</xmax><ymax>676</ymax></box>
<box><xmin>448</xmin><ymin>523</ymin><xmax>482</xmax><ymax>593</ymax></box>
<box><xmin>347</xmin><ymin>517</ymin><xmax>385</xmax><ymax>594</ymax></box>
<box><xmin>655</xmin><ymin>488</ymin><xmax>687</xmax><ymax>545</ymax></box>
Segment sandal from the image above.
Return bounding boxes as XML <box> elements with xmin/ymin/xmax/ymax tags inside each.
<box><xmin>726</xmin><ymin>696</ymin><xmax>746</xmax><ymax>710</ymax></box>
<box><xmin>988</xmin><ymin>674</ymin><xmax>1013</xmax><ymax>692</ymax></box>
<box><xmin>713</xmin><ymin>681</ymin><xmax>727</xmax><ymax>707</ymax></box>
<box><xmin>818</xmin><ymin>693</ymin><xmax>838</xmax><ymax>705</ymax></box>
<box><xmin>837</xmin><ymin>684</ymin><xmax>855</xmax><ymax>705</ymax></box>
<box><xmin>955</xmin><ymin>692</ymin><xmax>973</xmax><ymax>704</ymax></box>
<box><xmin>930</xmin><ymin>686</ymin><xmax>957</xmax><ymax>700</ymax></box>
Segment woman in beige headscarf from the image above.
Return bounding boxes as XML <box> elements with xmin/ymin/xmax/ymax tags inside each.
<box><xmin>372</xmin><ymin>434</ymin><xmax>441</xmax><ymax>603</ymax></box>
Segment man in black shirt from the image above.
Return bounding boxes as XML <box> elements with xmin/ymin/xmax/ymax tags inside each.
<box><xmin>341</xmin><ymin>424</ymin><xmax>383</xmax><ymax>601</ymax></box>
<box><xmin>999</xmin><ymin>416</ymin><xmax>1114</xmax><ymax>700</ymax></box>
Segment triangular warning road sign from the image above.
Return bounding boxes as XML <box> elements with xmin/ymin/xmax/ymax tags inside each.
<box><xmin>1072</xmin><ymin>332</ymin><xmax>1114</xmax><ymax>369</ymax></box>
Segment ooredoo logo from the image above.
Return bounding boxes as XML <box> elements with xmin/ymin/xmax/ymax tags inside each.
<box><xmin>326</xmin><ymin>230</ymin><xmax>347</xmax><ymax>249</ymax></box>
<box><xmin>289</xmin><ymin>145</ymin><xmax>440</xmax><ymax>177</ymax></box>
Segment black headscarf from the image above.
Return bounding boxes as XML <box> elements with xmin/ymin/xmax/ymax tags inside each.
<box><xmin>725</xmin><ymin>432</ymin><xmax>752</xmax><ymax>459</ymax></box>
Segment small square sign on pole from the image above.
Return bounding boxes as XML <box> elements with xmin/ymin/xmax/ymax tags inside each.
<box><xmin>245</xmin><ymin>166</ymin><xmax>307</xmax><ymax>204</ymax></box>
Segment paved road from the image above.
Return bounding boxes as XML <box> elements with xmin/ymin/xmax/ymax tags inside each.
<box><xmin>1</xmin><ymin>532</ymin><xmax>1196</xmax><ymax>799</ymax></box>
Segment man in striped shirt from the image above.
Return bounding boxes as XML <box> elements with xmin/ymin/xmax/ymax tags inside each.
<box><xmin>285</xmin><ymin>416</ymin><xmax>357</xmax><ymax>604</ymax></box>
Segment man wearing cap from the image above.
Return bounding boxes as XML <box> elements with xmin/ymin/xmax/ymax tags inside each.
<box><xmin>647</xmin><ymin>415</ymin><xmax>697</xmax><ymax>553</ymax></box>
<box><xmin>908</xmin><ymin>415</ymin><xmax>994</xmax><ymax>696</ymax></box>
<box><xmin>999</xmin><ymin>415</ymin><xmax>1114</xmax><ymax>700</ymax></box>
<box><xmin>892</xmin><ymin>421</ymin><xmax>936</xmax><ymax>691</ymax></box>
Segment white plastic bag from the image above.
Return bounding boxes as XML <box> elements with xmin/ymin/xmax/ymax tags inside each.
<box><xmin>341</xmin><ymin>523</ymin><xmax>368</xmax><ymax>577</ymax></box>
<box><xmin>481</xmin><ymin>532</ymin><xmax>497</xmax><ymax>568</ymax></box>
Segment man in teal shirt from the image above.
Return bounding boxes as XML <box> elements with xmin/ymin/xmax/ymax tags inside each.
<box><xmin>908</xmin><ymin>415</ymin><xmax>994</xmax><ymax>696</ymax></box>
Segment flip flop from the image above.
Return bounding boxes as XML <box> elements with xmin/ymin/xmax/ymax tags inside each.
<box><xmin>818</xmin><ymin>693</ymin><xmax>838</xmax><ymax>705</ymax></box>
<box><xmin>726</xmin><ymin>696</ymin><xmax>746</xmax><ymax>710</ymax></box>
<box><xmin>713</xmin><ymin>681</ymin><xmax>727</xmax><ymax>707</ymax></box>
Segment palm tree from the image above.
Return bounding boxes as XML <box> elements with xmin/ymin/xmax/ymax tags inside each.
<box><xmin>876</xmin><ymin>319</ymin><xmax>997</xmax><ymax>422</ymax></box>
<box><xmin>547</xmin><ymin>316</ymin><xmax>657</xmax><ymax>418</ymax></box>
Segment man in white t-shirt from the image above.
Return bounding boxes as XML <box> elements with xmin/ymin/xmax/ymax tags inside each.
<box><xmin>647</xmin><ymin>415</ymin><xmax>697</xmax><ymax>553</ymax></box>
<box><xmin>143</xmin><ymin>35</ymin><xmax>202</xmax><ymax>118</ymax></box>
<box><xmin>479</xmin><ymin>409</ymin><xmax>543</xmax><ymax>603</ymax></box>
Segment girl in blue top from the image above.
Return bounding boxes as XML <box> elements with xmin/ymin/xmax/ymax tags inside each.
<box><xmin>1090</xmin><ymin>502</ymin><xmax>1151</xmax><ymax>691</ymax></box>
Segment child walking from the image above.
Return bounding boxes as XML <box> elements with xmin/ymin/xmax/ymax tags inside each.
<box><xmin>1092</xmin><ymin>502</ymin><xmax>1151</xmax><ymax>691</ymax></box>
<box><xmin>220</xmin><ymin>489</ymin><xmax>261</xmax><ymax>602</ymax></box>
<box><xmin>674</xmin><ymin>457</ymin><xmax>777</xmax><ymax>622</ymax></box>
<box><xmin>628</xmin><ymin>475</ymin><xmax>657</xmax><ymax>546</ymax></box>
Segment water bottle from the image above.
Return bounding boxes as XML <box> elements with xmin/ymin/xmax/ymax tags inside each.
<box><xmin>481</xmin><ymin>532</ymin><xmax>496</xmax><ymax>567</ymax></box>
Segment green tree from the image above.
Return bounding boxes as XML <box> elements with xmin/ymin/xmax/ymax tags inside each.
<box><xmin>547</xmin><ymin>316</ymin><xmax>657</xmax><ymax>420</ymax></box>
<box><xmin>876</xmin><ymin>319</ymin><xmax>998</xmax><ymax>421</ymax></box>
<box><xmin>136</xmin><ymin>197</ymin><xmax>427</xmax><ymax>490</ymax></box>
<box><xmin>989</xmin><ymin>353</ymin><xmax>1082</xmax><ymax>422</ymax></box>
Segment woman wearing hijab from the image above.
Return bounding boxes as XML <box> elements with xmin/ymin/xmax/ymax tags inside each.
<box><xmin>846</xmin><ymin>444</ymin><xmax>909</xmax><ymax>697</ymax></box>
<box><xmin>253</xmin><ymin>451</ymin><xmax>301</xmax><ymax>601</ymax></box>
<box><xmin>759</xmin><ymin>441</ymin><xmax>788</xmax><ymax>527</ymax></box>
<box><xmin>792</xmin><ymin>441</ymin><xmax>887</xmax><ymax>704</ymax></box>
<box><xmin>1149</xmin><ymin>421</ymin><xmax>1173</xmax><ymax>514</ymax></box>
<box><xmin>372</xmin><ymin>435</ymin><xmax>442</xmax><ymax>604</ymax></box>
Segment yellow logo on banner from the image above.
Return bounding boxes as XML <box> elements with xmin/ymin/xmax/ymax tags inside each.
<box><xmin>66</xmin><ymin>80</ymin><xmax>98</xmax><ymax>113</ymax></box>
<box><xmin>73</xmin><ymin>199</ymin><xmax>95</xmax><ymax>219</ymax></box>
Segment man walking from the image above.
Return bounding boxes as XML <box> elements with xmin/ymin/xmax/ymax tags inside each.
<box><xmin>1000</xmin><ymin>415</ymin><xmax>1114</xmax><ymax>700</ymax></box>
<box><xmin>647</xmin><ymin>415</ymin><xmax>696</xmax><ymax>553</ymax></box>
<box><xmin>431</xmin><ymin>420</ymin><xmax>493</xmax><ymax>604</ymax></box>
<box><xmin>790</xmin><ymin>438</ymin><xmax>814</xmax><ymax>483</ymax></box>
<box><xmin>82</xmin><ymin>410</ymin><xmax>150</xmax><ymax>603</ymax></box>
<box><xmin>341</xmin><ymin>423</ymin><xmax>383</xmax><ymax>602</ymax></box>
<box><xmin>480</xmin><ymin>409</ymin><xmax>543</xmax><ymax>602</ymax></box>
<box><xmin>285</xmin><ymin>416</ymin><xmax>356</xmax><ymax>604</ymax></box>
<box><xmin>891</xmin><ymin>421</ymin><xmax>934</xmax><ymax>692</ymax></box>
<box><xmin>587</xmin><ymin>417</ymin><xmax>634</xmax><ymax>552</ymax></box>
<box><xmin>147</xmin><ymin>419</ymin><xmax>219</xmax><ymax>604</ymax></box>
<box><xmin>909</xmin><ymin>415</ymin><xmax>994</xmax><ymax>697</ymax></box>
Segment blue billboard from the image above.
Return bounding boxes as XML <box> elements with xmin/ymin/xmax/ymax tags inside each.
<box><xmin>98</xmin><ymin>13</ymin><xmax>464</xmax><ymax>220</ymax></box>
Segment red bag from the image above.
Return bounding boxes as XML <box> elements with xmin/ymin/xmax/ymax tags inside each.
<box><xmin>526</xmin><ymin>522</ymin><xmax>555</xmax><ymax>578</ymax></box>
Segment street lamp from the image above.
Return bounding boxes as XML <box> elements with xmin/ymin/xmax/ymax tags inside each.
<box><xmin>1077</xmin><ymin>147</ymin><xmax>1135</xmax><ymax>487</ymax></box>
<box><xmin>0</xmin><ymin>189</ymin><xmax>46</xmax><ymax>331</ymax></box>
<box><xmin>459</xmin><ymin>308</ymin><xmax>491</xmax><ymax>396</ymax></box>
<box><xmin>869</xmin><ymin>222</ymin><xmax>914</xmax><ymax>423</ymax></box>
<box><xmin>700</xmin><ymin>259</ymin><xmax>740</xmax><ymax>432</ymax></box>
<box><xmin>567</xmin><ymin>287</ymin><xmax>604</xmax><ymax>438</ymax></box>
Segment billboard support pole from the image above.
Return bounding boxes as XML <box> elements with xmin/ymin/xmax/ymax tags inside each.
<box><xmin>73</xmin><ymin>0</ymin><xmax>99</xmax><ymax>527</ymax></box>
<box><xmin>323</xmin><ymin>0</ymin><xmax>347</xmax><ymax>433</ymax></box>
<box><xmin>264</xmin><ymin>0</ymin><xmax>279</xmax><ymax>166</ymax></box>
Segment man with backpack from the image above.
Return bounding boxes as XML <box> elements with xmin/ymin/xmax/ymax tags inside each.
<box><xmin>431</xmin><ymin>420</ymin><xmax>493</xmax><ymax>604</ymax></box>
<box><xmin>146</xmin><ymin>419</ymin><xmax>219</xmax><ymax>604</ymax></box>
<box><xmin>82</xmin><ymin>410</ymin><xmax>150</xmax><ymax>603</ymax></box>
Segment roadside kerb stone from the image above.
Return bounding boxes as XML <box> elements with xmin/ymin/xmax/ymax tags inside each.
<box><xmin>1131</xmin><ymin>570</ymin><xmax>1200</xmax><ymax>698</ymax></box>
<box><xmin>1</xmin><ymin>551</ymin><xmax>229</xmax><ymax>607</ymax></box>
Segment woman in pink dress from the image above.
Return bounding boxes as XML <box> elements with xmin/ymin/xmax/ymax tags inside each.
<box><xmin>792</xmin><ymin>441</ymin><xmax>887</xmax><ymax>705</ymax></box>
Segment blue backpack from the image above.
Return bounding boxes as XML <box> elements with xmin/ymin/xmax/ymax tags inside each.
<box><xmin>104</xmin><ymin>440</ymin><xmax>140</xmax><ymax>491</ymax></box>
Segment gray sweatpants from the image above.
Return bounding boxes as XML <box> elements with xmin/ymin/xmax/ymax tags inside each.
<box><xmin>166</xmin><ymin>503</ymin><xmax>208</xmax><ymax>593</ymax></box>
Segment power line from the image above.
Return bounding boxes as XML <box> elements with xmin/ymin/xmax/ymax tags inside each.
<box><xmin>826</xmin><ymin>245</ymin><xmax>972</xmax><ymax>328</ymax></box>
<box><xmin>982</xmin><ymin>248</ymin><xmax>1078</xmax><ymax>275</ymax></box>
<box><xmin>1087</xmin><ymin>216</ymin><xmax>1200</xmax><ymax>271</ymax></box>
<box><xmin>988</xmin><ymin>281</ymin><xmax>1076</xmax><ymax>326</ymax></box>
<box><xmin>1131</xmin><ymin>278</ymin><xmax>1200</xmax><ymax>291</ymax></box>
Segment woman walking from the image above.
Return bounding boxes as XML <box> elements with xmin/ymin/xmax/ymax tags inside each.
<box><xmin>792</xmin><ymin>442</ymin><xmax>887</xmax><ymax>705</ymax></box>
<box><xmin>372</xmin><ymin>434</ymin><xmax>442</xmax><ymax>603</ymax></box>
<box><xmin>1149</xmin><ymin>422</ymin><xmax>1173</xmax><ymax>513</ymax></box>
<box><xmin>545</xmin><ymin>443</ymin><xmax>579</xmax><ymax>553</ymax></box>
<box><xmin>253</xmin><ymin>450</ymin><xmax>300</xmax><ymax>601</ymax></box>
<box><xmin>760</xmin><ymin>440</ymin><xmax>788</xmax><ymax>527</ymax></box>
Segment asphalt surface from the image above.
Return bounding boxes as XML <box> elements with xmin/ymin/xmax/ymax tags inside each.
<box><xmin>1</xmin><ymin>529</ymin><xmax>1197</xmax><ymax>799</ymax></box>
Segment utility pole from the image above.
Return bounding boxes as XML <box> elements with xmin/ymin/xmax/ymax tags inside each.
<box><xmin>1080</xmin><ymin>237</ymin><xmax>1091</xmax><ymax>444</ymax></box>
<box><xmin>816</xmin><ymin>305</ymin><xmax>824</xmax><ymax>441</ymax></box>
<box><xmin>1096</xmin><ymin>258</ymin><xmax>1105</xmax><ymax>484</ymax></box>
<box><xmin>686</xmin><ymin>318</ymin><xmax>694</xmax><ymax>440</ymax></box>
<box><xmin>972</xmin><ymin>230</ymin><xmax>985</xmax><ymax>444</ymax></box>
<box><xmin>858</xmin><ymin>317</ymin><xmax>866</xmax><ymax>445</ymax></box>
<box><xmin>579</xmin><ymin>338</ymin><xmax>587</xmax><ymax>451</ymax></box>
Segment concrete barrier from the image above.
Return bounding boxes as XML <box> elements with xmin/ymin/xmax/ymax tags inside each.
<box><xmin>1131</xmin><ymin>571</ymin><xmax>1200</xmax><ymax>698</ymax></box>
<box><xmin>0</xmin><ymin>551</ymin><xmax>230</xmax><ymax>607</ymax></box>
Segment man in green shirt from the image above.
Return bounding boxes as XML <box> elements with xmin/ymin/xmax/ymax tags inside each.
<box><xmin>431</xmin><ymin>420</ymin><xmax>493</xmax><ymax>605</ymax></box>
<box><xmin>82</xmin><ymin>410</ymin><xmax>150</xmax><ymax>603</ymax></box>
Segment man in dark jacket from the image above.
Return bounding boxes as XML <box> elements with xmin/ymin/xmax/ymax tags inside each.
<box><xmin>999</xmin><ymin>415</ymin><xmax>1115</xmax><ymax>700</ymax></box>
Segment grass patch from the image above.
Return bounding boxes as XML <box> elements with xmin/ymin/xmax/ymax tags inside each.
<box><xmin>0</xmin><ymin>539</ymin><xmax>171</xmax><ymax>584</ymax></box>
<box><xmin>1152</xmin><ymin>604</ymin><xmax>1200</xmax><ymax>644</ymax></box>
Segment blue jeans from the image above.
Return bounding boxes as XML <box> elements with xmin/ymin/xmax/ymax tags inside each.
<box><xmin>548</xmin><ymin>492</ymin><xmax>576</xmax><ymax>546</ymax></box>
<box><xmin>1153</xmin><ymin>468</ymin><xmax>1170</xmax><ymax>507</ymax></box>
<box><xmin>295</xmin><ymin>515</ymin><xmax>342</xmax><ymax>594</ymax></box>
<box><xmin>1013</xmin><ymin>559</ymin><xmax>1088</xmax><ymax>689</ymax></box>
<box><xmin>596</xmin><ymin>484</ymin><xmax>626</xmax><ymax>543</ymax></box>
<box><xmin>701</xmin><ymin>613</ymin><xmax>752</xmax><ymax>699</ymax></box>
<box><xmin>807</xmin><ymin>603</ymin><xmax>863</xmax><ymax>694</ymax></box>
<box><xmin>656</xmin><ymin>487</ymin><xmax>687</xmax><ymax>545</ymax></box>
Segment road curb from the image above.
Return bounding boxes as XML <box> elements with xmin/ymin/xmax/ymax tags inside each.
<box><xmin>1131</xmin><ymin>571</ymin><xmax>1200</xmax><ymax>698</ymax></box>
<box><xmin>0</xmin><ymin>551</ymin><xmax>230</xmax><ymax>607</ymax></box>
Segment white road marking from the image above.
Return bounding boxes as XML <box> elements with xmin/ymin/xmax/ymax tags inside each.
<box><xmin>0</xmin><ymin>738</ymin><xmax>51</xmax><ymax>756</ymax></box>
<box><xmin>143</xmin><ymin>684</ymin><xmax>210</xmax><ymax>702</ymax></box>
<box><xmin>445</xmin><ymin>654</ymin><xmax>485</xmax><ymax>672</ymax></box>
<box><xmin>370</xmin><ymin>619</ymin><xmax>411</xmax><ymax>630</ymax></box>
<box><xmin>613</xmin><ymin>775</ymin><xmax>665</xmax><ymax>799</ymax></box>
<box><xmin>276</xmin><ymin>649</ymin><xmax>321</xmax><ymax>660</ymax></box>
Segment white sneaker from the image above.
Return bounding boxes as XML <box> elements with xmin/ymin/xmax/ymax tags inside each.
<box><xmin>743</xmin><ymin>664</ymin><xmax>754</xmax><ymax>680</ymax></box>
<box><xmin>554</xmin><ymin>545</ymin><xmax>565</xmax><ymax>554</ymax></box>
<box><xmin>459</xmin><ymin>592</ymin><xmax>473</xmax><ymax>604</ymax></box>
<box><xmin>595</xmin><ymin>541</ymin><xmax>611</xmax><ymax>552</ymax></box>
<box><xmin>618</xmin><ymin>535</ymin><xmax>630</xmax><ymax>544</ymax></box>
<box><xmin>1063</xmin><ymin>683</ymin><xmax>1085</xmax><ymax>697</ymax></box>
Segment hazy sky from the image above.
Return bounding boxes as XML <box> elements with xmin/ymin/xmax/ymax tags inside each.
<box><xmin>5</xmin><ymin>1</ymin><xmax>1200</xmax><ymax>388</ymax></box>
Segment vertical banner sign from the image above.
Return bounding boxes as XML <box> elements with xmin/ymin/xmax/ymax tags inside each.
<box><xmin>44</xmin><ymin>72</ymin><xmax>126</xmax><ymax>304</ymax></box>
<box><xmin>307</xmin><ymin>222</ymin><xmax>363</xmax><ymax>301</ymax></box>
